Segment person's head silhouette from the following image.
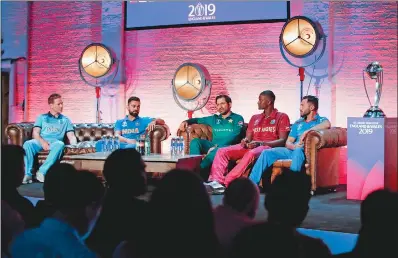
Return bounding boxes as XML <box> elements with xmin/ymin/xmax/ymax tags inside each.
<box><xmin>265</xmin><ymin>173</ymin><xmax>312</xmax><ymax>227</ymax></box>
<box><xmin>223</xmin><ymin>177</ymin><xmax>260</xmax><ymax>219</ymax></box>
<box><xmin>1</xmin><ymin>145</ymin><xmax>25</xmax><ymax>192</ymax></box>
<box><xmin>44</xmin><ymin>164</ymin><xmax>104</xmax><ymax>239</ymax></box>
<box><xmin>146</xmin><ymin>169</ymin><xmax>219</xmax><ymax>256</ymax></box>
<box><xmin>353</xmin><ymin>189</ymin><xmax>398</xmax><ymax>258</ymax></box>
<box><xmin>103</xmin><ymin>148</ymin><xmax>147</xmax><ymax>197</ymax></box>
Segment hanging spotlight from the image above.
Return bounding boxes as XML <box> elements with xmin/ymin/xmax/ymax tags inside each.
<box><xmin>279</xmin><ymin>16</ymin><xmax>326</xmax><ymax>101</ymax></box>
<box><xmin>280</xmin><ymin>16</ymin><xmax>321</xmax><ymax>58</ymax></box>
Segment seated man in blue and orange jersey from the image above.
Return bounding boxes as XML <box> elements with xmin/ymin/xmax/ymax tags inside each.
<box><xmin>22</xmin><ymin>93</ymin><xmax>77</xmax><ymax>184</ymax></box>
<box><xmin>249</xmin><ymin>95</ymin><xmax>331</xmax><ymax>186</ymax></box>
<box><xmin>96</xmin><ymin>96</ymin><xmax>165</xmax><ymax>151</ymax></box>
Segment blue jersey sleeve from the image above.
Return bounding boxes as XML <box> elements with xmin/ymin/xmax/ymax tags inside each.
<box><xmin>33</xmin><ymin>115</ymin><xmax>44</xmax><ymax>128</ymax></box>
<box><xmin>115</xmin><ymin>119</ymin><xmax>123</xmax><ymax>131</ymax></box>
<box><xmin>66</xmin><ymin>118</ymin><xmax>74</xmax><ymax>133</ymax></box>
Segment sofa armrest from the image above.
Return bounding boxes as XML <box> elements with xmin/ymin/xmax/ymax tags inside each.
<box><xmin>305</xmin><ymin>127</ymin><xmax>347</xmax><ymax>150</ymax></box>
<box><xmin>304</xmin><ymin>127</ymin><xmax>347</xmax><ymax>188</ymax></box>
<box><xmin>4</xmin><ymin>123</ymin><xmax>35</xmax><ymax>146</ymax></box>
<box><xmin>177</xmin><ymin>124</ymin><xmax>213</xmax><ymax>154</ymax></box>
<box><xmin>151</xmin><ymin>124</ymin><xmax>171</xmax><ymax>154</ymax></box>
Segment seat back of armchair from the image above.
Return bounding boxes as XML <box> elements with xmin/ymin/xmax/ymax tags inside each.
<box><xmin>5</xmin><ymin>122</ymin><xmax>170</xmax><ymax>154</ymax></box>
<box><xmin>73</xmin><ymin>123</ymin><xmax>115</xmax><ymax>143</ymax></box>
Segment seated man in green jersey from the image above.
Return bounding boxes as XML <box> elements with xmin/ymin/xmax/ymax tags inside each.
<box><xmin>178</xmin><ymin>95</ymin><xmax>244</xmax><ymax>179</ymax></box>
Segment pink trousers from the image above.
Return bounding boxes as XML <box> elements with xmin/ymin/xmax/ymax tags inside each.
<box><xmin>209</xmin><ymin>144</ymin><xmax>271</xmax><ymax>186</ymax></box>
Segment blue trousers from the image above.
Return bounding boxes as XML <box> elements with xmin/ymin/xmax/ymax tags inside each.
<box><xmin>249</xmin><ymin>147</ymin><xmax>305</xmax><ymax>185</ymax></box>
<box><xmin>23</xmin><ymin>139</ymin><xmax>65</xmax><ymax>176</ymax></box>
<box><xmin>95</xmin><ymin>140</ymin><xmax>136</xmax><ymax>152</ymax></box>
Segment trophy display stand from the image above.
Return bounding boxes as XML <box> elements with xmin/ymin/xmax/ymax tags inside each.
<box><xmin>347</xmin><ymin>117</ymin><xmax>397</xmax><ymax>200</ymax></box>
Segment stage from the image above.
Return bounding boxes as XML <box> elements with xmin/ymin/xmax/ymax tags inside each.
<box><xmin>18</xmin><ymin>183</ymin><xmax>361</xmax><ymax>234</ymax></box>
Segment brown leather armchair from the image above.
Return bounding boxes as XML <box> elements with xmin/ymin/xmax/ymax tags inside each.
<box><xmin>271</xmin><ymin>127</ymin><xmax>347</xmax><ymax>192</ymax></box>
<box><xmin>5</xmin><ymin>122</ymin><xmax>170</xmax><ymax>165</ymax></box>
<box><xmin>178</xmin><ymin>123</ymin><xmax>347</xmax><ymax>192</ymax></box>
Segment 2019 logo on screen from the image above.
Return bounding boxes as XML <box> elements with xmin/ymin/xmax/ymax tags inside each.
<box><xmin>188</xmin><ymin>2</ymin><xmax>216</xmax><ymax>21</ymax></box>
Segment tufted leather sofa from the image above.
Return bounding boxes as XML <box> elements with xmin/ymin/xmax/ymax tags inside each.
<box><xmin>5</xmin><ymin>122</ymin><xmax>170</xmax><ymax>165</ymax></box>
<box><xmin>177</xmin><ymin>123</ymin><xmax>347</xmax><ymax>192</ymax></box>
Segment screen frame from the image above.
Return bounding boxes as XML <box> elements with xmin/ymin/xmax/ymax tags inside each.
<box><xmin>124</xmin><ymin>1</ymin><xmax>290</xmax><ymax>31</ymax></box>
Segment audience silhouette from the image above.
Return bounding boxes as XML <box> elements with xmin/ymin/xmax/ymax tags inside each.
<box><xmin>115</xmin><ymin>169</ymin><xmax>221</xmax><ymax>258</ymax></box>
<box><xmin>230</xmin><ymin>173</ymin><xmax>331</xmax><ymax>258</ymax></box>
<box><xmin>10</xmin><ymin>163</ymin><xmax>104</xmax><ymax>258</ymax></box>
<box><xmin>335</xmin><ymin>189</ymin><xmax>398</xmax><ymax>258</ymax></box>
<box><xmin>86</xmin><ymin>148</ymin><xmax>149</xmax><ymax>258</ymax></box>
<box><xmin>213</xmin><ymin>178</ymin><xmax>259</xmax><ymax>251</ymax></box>
<box><xmin>1</xmin><ymin>145</ymin><xmax>36</xmax><ymax>228</ymax></box>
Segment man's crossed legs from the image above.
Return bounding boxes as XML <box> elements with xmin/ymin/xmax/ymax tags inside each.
<box><xmin>207</xmin><ymin>144</ymin><xmax>271</xmax><ymax>193</ymax></box>
<box><xmin>248</xmin><ymin>147</ymin><xmax>305</xmax><ymax>186</ymax></box>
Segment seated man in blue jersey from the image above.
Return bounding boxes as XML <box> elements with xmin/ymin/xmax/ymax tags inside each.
<box><xmin>249</xmin><ymin>95</ymin><xmax>331</xmax><ymax>186</ymax></box>
<box><xmin>96</xmin><ymin>96</ymin><xmax>165</xmax><ymax>151</ymax></box>
<box><xmin>22</xmin><ymin>93</ymin><xmax>77</xmax><ymax>184</ymax></box>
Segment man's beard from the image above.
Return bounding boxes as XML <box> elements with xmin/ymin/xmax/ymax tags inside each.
<box><xmin>219</xmin><ymin>110</ymin><xmax>229</xmax><ymax>116</ymax></box>
<box><xmin>301</xmin><ymin>111</ymin><xmax>310</xmax><ymax>119</ymax></box>
<box><xmin>129</xmin><ymin>111</ymin><xmax>139</xmax><ymax>117</ymax></box>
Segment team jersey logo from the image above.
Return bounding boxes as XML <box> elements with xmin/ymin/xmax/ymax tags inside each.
<box><xmin>297</xmin><ymin>124</ymin><xmax>303</xmax><ymax>131</ymax></box>
<box><xmin>238</xmin><ymin>121</ymin><xmax>244</xmax><ymax>127</ymax></box>
<box><xmin>122</xmin><ymin>128</ymin><xmax>140</xmax><ymax>134</ymax></box>
<box><xmin>44</xmin><ymin>126</ymin><xmax>61</xmax><ymax>133</ymax></box>
<box><xmin>228</xmin><ymin>119</ymin><xmax>233</xmax><ymax>123</ymax></box>
<box><xmin>122</xmin><ymin>121</ymin><xmax>127</xmax><ymax>127</ymax></box>
<box><xmin>270</xmin><ymin>119</ymin><xmax>275</xmax><ymax>125</ymax></box>
<box><xmin>216</xmin><ymin>119</ymin><xmax>221</xmax><ymax>124</ymax></box>
<box><xmin>135</xmin><ymin>122</ymin><xmax>140</xmax><ymax>126</ymax></box>
<box><xmin>254</xmin><ymin>119</ymin><xmax>259</xmax><ymax>126</ymax></box>
<box><xmin>253</xmin><ymin>127</ymin><xmax>276</xmax><ymax>133</ymax></box>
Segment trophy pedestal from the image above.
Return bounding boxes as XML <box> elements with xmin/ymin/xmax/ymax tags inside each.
<box><xmin>347</xmin><ymin>117</ymin><xmax>397</xmax><ymax>200</ymax></box>
<box><xmin>363</xmin><ymin>106</ymin><xmax>386</xmax><ymax>118</ymax></box>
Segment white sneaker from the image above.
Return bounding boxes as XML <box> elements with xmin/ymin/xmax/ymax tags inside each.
<box><xmin>36</xmin><ymin>172</ymin><xmax>45</xmax><ymax>183</ymax></box>
<box><xmin>209</xmin><ymin>181</ymin><xmax>225</xmax><ymax>190</ymax></box>
<box><xmin>204</xmin><ymin>181</ymin><xmax>223</xmax><ymax>188</ymax></box>
<box><xmin>212</xmin><ymin>187</ymin><xmax>226</xmax><ymax>194</ymax></box>
<box><xmin>204</xmin><ymin>181</ymin><xmax>217</xmax><ymax>186</ymax></box>
<box><xmin>22</xmin><ymin>175</ymin><xmax>33</xmax><ymax>184</ymax></box>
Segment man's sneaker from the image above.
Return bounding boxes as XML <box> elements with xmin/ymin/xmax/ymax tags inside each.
<box><xmin>204</xmin><ymin>181</ymin><xmax>226</xmax><ymax>194</ymax></box>
<box><xmin>36</xmin><ymin>172</ymin><xmax>45</xmax><ymax>183</ymax></box>
<box><xmin>208</xmin><ymin>181</ymin><xmax>226</xmax><ymax>194</ymax></box>
<box><xmin>212</xmin><ymin>186</ymin><xmax>226</xmax><ymax>195</ymax></box>
<box><xmin>22</xmin><ymin>175</ymin><xmax>33</xmax><ymax>184</ymax></box>
<box><xmin>204</xmin><ymin>181</ymin><xmax>221</xmax><ymax>187</ymax></box>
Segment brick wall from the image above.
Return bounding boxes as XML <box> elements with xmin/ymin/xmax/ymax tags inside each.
<box><xmin>331</xmin><ymin>1</ymin><xmax>397</xmax><ymax>127</ymax></box>
<box><xmin>27</xmin><ymin>1</ymin><xmax>102</xmax><ymax>122</ymax></box>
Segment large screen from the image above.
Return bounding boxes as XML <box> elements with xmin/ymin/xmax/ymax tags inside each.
<box><xmin>125</xmin><ymin>1</ymin><xmax>290</xmax><ymax>30</ymax></box>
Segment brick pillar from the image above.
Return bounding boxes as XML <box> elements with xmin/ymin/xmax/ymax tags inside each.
<box><xmin>100</xmin><ymin>1</ymin><xmax>125</xmax><ymax>123</ymax></box>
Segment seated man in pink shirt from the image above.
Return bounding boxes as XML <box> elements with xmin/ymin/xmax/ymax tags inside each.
<box><xmin>206</xmin><ymin>90</ymin><xmax>290</xmax><ymax>193</ymax></box>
